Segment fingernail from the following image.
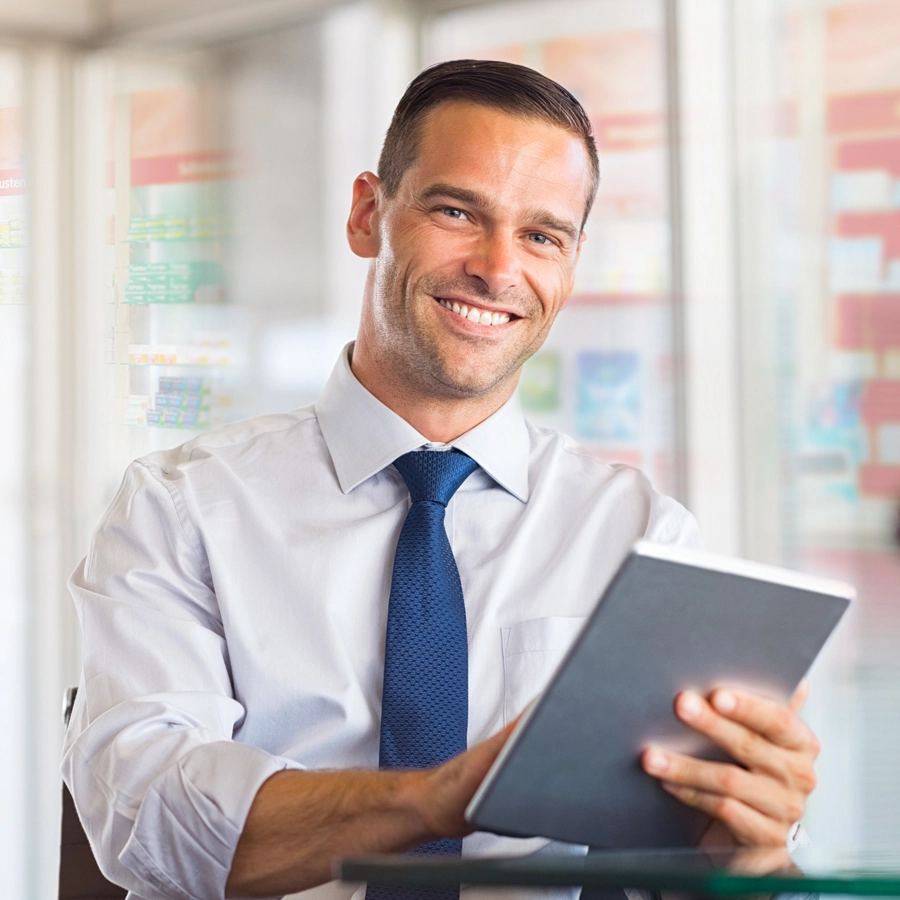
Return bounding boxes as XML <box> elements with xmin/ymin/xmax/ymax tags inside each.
<box><xmin>713</xmin><ymin>691</ymin><xmax>737</xmax><ymax>714</ymax></box>
<box><xmin>645</xmin><ymin>748</ymin><xmax>669</xmax><ymax>773</ymax></box>
<box><xmin>679</xmin><ymin>691</ymin><xmax>702</xmax><ymax>721</ymax></box>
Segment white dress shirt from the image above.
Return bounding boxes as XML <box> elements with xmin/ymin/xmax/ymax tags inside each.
<box><xmin>63</xmin><ymin>344</ymin><xmax>702</xmax><ymax>900</ymax></box>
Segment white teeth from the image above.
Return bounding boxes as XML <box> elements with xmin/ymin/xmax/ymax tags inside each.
<box><xmin>438</xmin><ymin>298</ymin><xmax>511</xmax><ymax>326</ymax></box>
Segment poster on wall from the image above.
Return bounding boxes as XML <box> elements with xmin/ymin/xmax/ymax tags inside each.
<box><xmin>823</xmin><ymin>1</ymin><xmax>900</xmax><ymax>505</ymax></box>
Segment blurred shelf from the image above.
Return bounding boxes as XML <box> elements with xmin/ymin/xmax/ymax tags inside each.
<box><xmin>123</xmin><ymin>362</ymin><xmax>231</xmax><ymax>368</ymax></box>
<box><xmin>122</xmin><ymin>423</ymin><xmax>208</xmax><ymax>431</ymax></box>
<box><xmin>832</xmin><ymin>207</ymin><xmax>900</xmax><ymax>216</ymax></box>
<box><xmin>125</xmin><ymin>236</ymin><xmax>232</xmax><ymax>244</ymax></box>
<box><xmin>123</xmin><ymin>299</ymin><xmax>200</xmax><ymax>305</ymax></box>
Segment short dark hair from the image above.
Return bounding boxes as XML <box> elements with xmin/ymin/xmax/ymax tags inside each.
<box><xmin>377</xmin><ymin>59</ymin><xmax>599</xmax><ymax>228</ymax></box>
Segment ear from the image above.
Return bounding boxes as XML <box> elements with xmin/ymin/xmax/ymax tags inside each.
<box><xmin>346</xmin><ymin>172</ymin><xmax>383</xmax><ymax>259</ymax></box>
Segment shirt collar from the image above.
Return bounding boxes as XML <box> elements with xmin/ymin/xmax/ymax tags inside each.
<box><xmin>315</xmin><ymin>343</ymin><xmax>530</xmax><ymax>502</ymax></box>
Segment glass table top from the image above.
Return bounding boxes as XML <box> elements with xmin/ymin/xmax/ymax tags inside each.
<box><xmin>338</xmin><ymin>848</ymin><xmax>900</xmax><ymax>895</ymax></box>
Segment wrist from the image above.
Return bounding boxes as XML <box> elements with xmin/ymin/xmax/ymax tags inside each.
<box><xmin>392</xmin><ymin>768</ymin><xmax>441</xmax><ymax>846</ymax></box>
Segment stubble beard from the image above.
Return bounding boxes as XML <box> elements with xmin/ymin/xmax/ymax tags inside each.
<box><xmin>377</xmin><ymin>269</ymin><xmax>548</xmax><ymax>403</ymax></box>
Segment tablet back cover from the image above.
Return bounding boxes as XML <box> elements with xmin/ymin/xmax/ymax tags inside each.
<box><xmin>467</xmin><ymin>544</ymin><xmax>851</xmax><ymax>848</ymax></box>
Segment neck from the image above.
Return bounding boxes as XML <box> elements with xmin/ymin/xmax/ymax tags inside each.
<box><xmin>350</xmin><ymin>340</ymin><xmax>518</xmax><ymax>443</ymax></box>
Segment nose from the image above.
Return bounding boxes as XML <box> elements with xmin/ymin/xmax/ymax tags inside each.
<box><xmin>464</xmin><ymin>229</ymin><xmax>520</xmax><ymax>296</ymax></box>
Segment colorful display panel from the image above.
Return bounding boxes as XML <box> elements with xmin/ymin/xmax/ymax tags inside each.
<box><xmin>102</xmin><ymin>74</ymin><xmax>245</xmax><ymax>473</ymax></box>
<box><xmin>826</xmin><ymin>2</ymin><xmax>900</xmax><ymax>506</ymax></box>
<box><xmin>738</xmin><ymin>0</ymin><xmax>900</xmax><ymax>850</ymax></box>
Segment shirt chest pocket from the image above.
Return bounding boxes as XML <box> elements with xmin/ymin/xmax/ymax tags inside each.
<box><xmin>500</xmin><ymin>616</ymin><xmax>587</xmax><ymax>726</ymax></box>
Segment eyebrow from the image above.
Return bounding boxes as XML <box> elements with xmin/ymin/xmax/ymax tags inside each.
<box><xmin>419</xmin><ymin>182</ymin><xmax>582</xmax><ymax>244</ymax></box>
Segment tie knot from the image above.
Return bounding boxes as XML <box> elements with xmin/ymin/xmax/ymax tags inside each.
<box><xmin>393</xmin><ymin>449</ymin><xmax>478</xmax><ymax>506</ymax></box>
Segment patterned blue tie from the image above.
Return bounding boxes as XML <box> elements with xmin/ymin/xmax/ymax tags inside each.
<box><xmin>370</xmin><ymin>449</ymin><xmax>479</xmax><ymax>900</ymax></box>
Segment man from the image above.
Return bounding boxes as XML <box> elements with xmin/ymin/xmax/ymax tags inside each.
<box><xmin>63</xmin><ymin>60</ymin><xmax>819</xmax><ymax>900</ymax></box>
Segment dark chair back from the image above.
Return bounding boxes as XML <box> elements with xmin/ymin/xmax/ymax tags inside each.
<box><xmin>59</xmin><ymin>688</ymin><xmax>127</xmax><ymax>900</ymax></box>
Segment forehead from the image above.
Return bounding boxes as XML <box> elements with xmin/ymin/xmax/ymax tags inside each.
<box><xmin>407</xmin><ymin>101</ymin><xmax>591</xmax><ymax>219</ymax></box>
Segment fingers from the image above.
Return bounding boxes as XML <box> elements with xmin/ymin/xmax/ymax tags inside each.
<box><xmin>789</xmin><ymin>679</ymin><xmax>809</xmax><ymax>714</ymax></box>
<box><xmin>641</xmin><ymin>685</ymin><xmax>821</xmax><ymax>848</ymax></box>
<box><xmin>658</xmin><ymin>782</ymin><xmax>792</xmax><ymax>846</ymax></box>
<box><xmin>642</xmin><ymin>748</ymin><xmax>803</xmax><ymax>823</ymax></box>
<box><xmin>676</xmin><ymin>689</ymin><xmax>818</xmax><ymax>761</ymax></box>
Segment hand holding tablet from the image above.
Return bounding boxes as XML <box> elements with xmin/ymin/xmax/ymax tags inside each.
<box><xmin>642</xmin><ymin>679</ymin><xmax>821</xmax><ymax>847</ymax></box>
<box><xmin>466</xmin><ymin>542</ymin><xmax>852</xmax><ymax>849</ymax></box>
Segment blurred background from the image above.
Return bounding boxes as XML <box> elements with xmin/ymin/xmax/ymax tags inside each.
<box><xmin>1</xmin><ymin>0</ymin><xmax>900</xmax><ymax>895</ymax></box>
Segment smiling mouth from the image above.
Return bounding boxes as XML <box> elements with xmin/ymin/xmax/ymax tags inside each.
<box><xmin>436</xmin><ymin>297</ymin><xmax>513</xmax><ymax>326</ymax></box>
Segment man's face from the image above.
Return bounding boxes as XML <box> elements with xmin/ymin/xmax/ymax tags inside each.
<box><xmin>357</xmin><ymin>101</ymin><xmax>590</xmax><ymax>400</ymax></box>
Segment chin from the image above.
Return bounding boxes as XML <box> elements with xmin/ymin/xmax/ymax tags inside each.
<box><xmin>428</xmin><ymin>351</ymin><xmax>518</xmax><ymax>399</ymax></box>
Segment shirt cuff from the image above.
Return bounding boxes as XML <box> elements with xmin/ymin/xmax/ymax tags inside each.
<box><xmin>786</xmin><ymin>821</ymin><xmax>812</xmax><ymax>852</ymax></box>
<box><xmin>119</xmin><ymin>740</ymin><xmax>303</xmax><ymax>900</ymax></box>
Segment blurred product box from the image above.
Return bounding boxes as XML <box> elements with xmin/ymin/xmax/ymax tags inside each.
<box><xmin>147</xmin><ymin>274</ymin><xmax>169</xmax><ymax>297</ymax></box>
<box><xmin>127</xmin><ymin>216</ymin><xmax>151</xmax><ymax>242</ymax></box>
<box><xmin>159</xmin><ymin>376</ymin><xmax>208</xmax><ymax>395</ymax></box>
<box><xmin>123</xmin><ymin>394</ymin><xmax>151</xmax><ymax>427</ymax></box>
<box><xmin>127</xmin><ymin>379</ymin><xmax>211</xmax><ymax>429</ymax></box>
<box><xmin>164</xmin><ymin>215</ymin><xmax>187</xmax><ymax>240</ymax></box>
<box><xmin>0</xmin><ymin>218</ymin><xmax>25</xmax><ymax>247</ymax></box>
<box><xmin>127</xmin><ymin>344</ymin><xmax>178</xmax><ymax>365</ymax></box>
<box><xmin>123</xmin><ymin>261</ymin><xmax>225</xmax><ymax>304</ymax></box>
<box><xmin>127</xmin><ymin>394</ymin><xmax>151</xmax><ymax>410</ymax></box>
<box><xmin>185</xmin><ymin>342</ymin><xmax>230</xmax><ymax>366</ymax></box>
<box><xmin>831</xmin><ymin>171</ymin><xmax>896</xmax><ymax>211</ymax></box>
<box><xmin>0</xmin><ymin>269</ymin><xmax>25</xmax><ymax>303</ymax></box>
<box><xmin>829</xmin><ymin>238</ymin><xmax>884</xmax><ymax>293</ymax></box>
<box><xmin>128</xmin><ymin>214</ymin><xmax>232</xmax><ymax>242</ymax></box>
<box><xmin>123</xmin><ymin>409</ymin><xmax>147</xmax><ymax>426</ymax></box>
<box><xmin>160</xmin><ymin>407</ymin><xmax>205</xmax><ymax>428</ymax></box>
<box><xmin>155</xmin><ymin>392</ymin><xmax>206</xmax><ymax>410</ymax></box>
<box><xmin>8</xmin><ymin>217</ymin><xmax>24</xmax><ymax>246</ymax></box>
<box><xmin>886</xmin><ymin>260</ymin><xmax>900</xmax><ymax>292</ymax></box>
<box><xmin>147</xmin><ymin>218</ymin><xmax>167</xmax><ymax>241</ymax></box>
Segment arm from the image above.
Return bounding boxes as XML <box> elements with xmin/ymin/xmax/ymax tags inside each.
<box><xmin>66</xmin><ymin>457</ymin><xmax>515</xmax><ymax>900</ymax></box>
<box><xmin>226</xmin><ymin>724</ymin><xmax>512</xmax><ymax>897</ymax></box>
<box><xmin>641</xmin><ymin>680</ymin><xmax>820</xmax><ymax>846</ymax></box>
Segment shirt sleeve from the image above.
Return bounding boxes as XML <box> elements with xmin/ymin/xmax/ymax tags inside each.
<box><xmin>61</xmin><ymin>459</ymin><xmax>303</xmax><ymax>900</ymax></box>
<box><xmin>642</xmin><ymin>476</ymin><xmax>704</xmax><ymax>550</ymax></box>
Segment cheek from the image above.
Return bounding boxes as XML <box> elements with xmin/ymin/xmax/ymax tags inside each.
<box><xmin>530</xmin><ymin>261</ymin><xmax>576</xmax><ymax>314</ymax></box>
<box><xmin>395</xmin><ymin>223</ymin><xmax>466</xmax><ymax>275</ymax></box>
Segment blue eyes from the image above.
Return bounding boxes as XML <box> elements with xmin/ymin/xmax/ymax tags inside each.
<box><xmin>438</xmin><ymin>208</ymin><xmax>555</xmax><ymax>247</ymax></box>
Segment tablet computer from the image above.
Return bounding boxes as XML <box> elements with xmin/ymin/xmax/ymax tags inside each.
<box><xmin>465</xmin><ymin>541</ymin><xmax>853</xmax><ymax>849</ymax></box>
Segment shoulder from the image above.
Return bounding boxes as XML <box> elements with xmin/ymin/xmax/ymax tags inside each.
<box><xmin>524</xmin><ymin>420</ymin><xmax>702</xmax><ymax>548</ymax></box>
<box><xmin>135</xmin><ymin>405</ymin><xmax>320</xmax><ymax>480</ymax></box>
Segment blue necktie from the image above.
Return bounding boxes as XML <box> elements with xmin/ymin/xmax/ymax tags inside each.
<box><xmin>370</xmin><ymin>449</ymin><xmax>478</xmax><ymax>900</ymax></box>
